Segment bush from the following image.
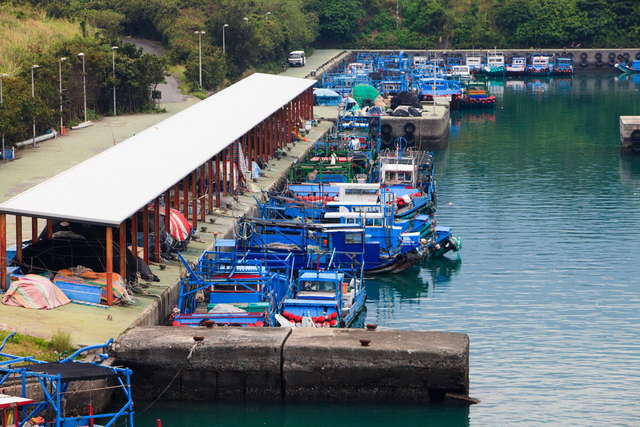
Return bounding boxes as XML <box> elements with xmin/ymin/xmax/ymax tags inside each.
<box><xmin>49</xmin><ymin>330</ymin><xmax>74</xmax><ymax>355</ymax></box>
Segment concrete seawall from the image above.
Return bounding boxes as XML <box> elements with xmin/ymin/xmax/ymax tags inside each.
<box><xmin>114</xmin><ymin>326</ymin><xmax>469</xmax><ymax>403</ymax></box>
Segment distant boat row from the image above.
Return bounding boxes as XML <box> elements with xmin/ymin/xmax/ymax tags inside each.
<box><xmin>468</xmin><ymin>51</ymin><xmax>574</xmax><ymax>76</ymax></box>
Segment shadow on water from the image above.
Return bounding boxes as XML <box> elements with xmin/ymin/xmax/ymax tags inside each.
<box><xmin>366</xmin><ymin>256</ymin><xmax>462</xmax><ymax>301</ymax></box>
<box><xmin>134</xmin><ymin>401</ymin><xmax>470</xmax><ymax>427</ymax></box>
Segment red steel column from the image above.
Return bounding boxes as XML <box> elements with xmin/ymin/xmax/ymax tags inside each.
<box><xmin>46</xmin><ymin>220</ymin><xmax>53</xmax><ymax>239</ymax></box>
<box><xmin>222</xmin><ymin>148</ymin><xmax>228</xmax><ymax>196</ymax></box>
<box><xmin>208</xmin><ymin>159</ymin><xmax>214</xmax><ymax>213</ymax></box>
<box><xmin>215</xmin><ymin>155</ymin><xmax>221</xmax><ymax>208</ymax></box>
<box><xmin>173</xmin><ymin>183</ymin><xmax>180</xmax><ymax>209</ymax></box>
<box><xmin>131</xmin><ymin>214</ymin><xmax>138</xmax><ymax>257</ymax></box>
<box><xmin>199</xmin><ymin>165</ymin><xmax>206</xmax><ymax>221</ymax></box>
<box><xmin>153</xmin><ymin>198</ymin><xmax>161</xmax><ymax>262</ymax></box>
<box><xmin>164</xmin><ymin>191</ymin><xmax>171</xmax><ymax>243</ymax></box>
<box><xmin>119</xmin><ymin>222</ymin><xmax>126</xmax><ymax>283</ymax></box>
<box><xmin>15</xmin><ymin>215</ymin><xmax>22</xmax><ymax>263</ymax></box>
<box><xmin>182</xmin><ymin>179</ymin><xmax>189</xmax><ymax>217</ymax></box>
<box><xmin>31</xmin><ymin>218</ymin><xmax>38</xmax><ymax>243</ymax></box>
<box><xmin>191</xmin><ymin>171</ymin><xmax>197</xmax><ymax>229</ymax></box>
<box><xmin>143</xmin><ymin>205</ymin><xmax>150</xmax><ymax>265</ymax></box>
<box><xmin>0</xmin><ymin>213</ymin><xmax>5</xmax><ymax>291</ymax></box>
<box><xmin>230</xmin><ymin>144</ymin><xmax>236</xmax><ymax>194</ymax></box>
<box><xmin>105</xmin><ymin>226</ymin><xmax>114</xmax><ymax>306</ymax></box>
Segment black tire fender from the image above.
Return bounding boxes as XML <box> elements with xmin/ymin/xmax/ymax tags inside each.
<box><xmin>404</xmin><ymin>122</ymin><xmax>416</xmax><ymax>134</ymax></box>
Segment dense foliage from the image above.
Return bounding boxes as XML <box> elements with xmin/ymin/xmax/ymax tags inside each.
<box><xmin>0</xmin><ymin>5</ymin><xmax>166</xmax><ymax>146</ymax></box>
<box><xmin>307</xmin><ymin>0</ymin><xmax>640</xmax><ymax>49</ymax></box>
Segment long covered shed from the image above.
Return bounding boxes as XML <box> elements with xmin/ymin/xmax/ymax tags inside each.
<box><xmin>0</xmin><ymin>72</ymin><xmax>315</xmax><ymax>304</ymax></box>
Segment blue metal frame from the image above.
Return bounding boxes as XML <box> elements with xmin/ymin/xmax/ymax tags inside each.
<box><xmin>0</xmin><ymin>338</ymin><xmax>134</xmax><ymax>427</ymax></box>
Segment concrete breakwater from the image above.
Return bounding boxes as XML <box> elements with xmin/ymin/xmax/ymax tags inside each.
<box><xmin>114</xmin><ymin>326</ymin><xmax>470</xmax><ymax>403</ymax></box>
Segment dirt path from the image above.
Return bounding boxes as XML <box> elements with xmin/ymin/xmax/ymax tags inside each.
<box><xmin>123</xmin><ymin>36</ymin><xmax>186</xmax><ymax>104</ymax></box>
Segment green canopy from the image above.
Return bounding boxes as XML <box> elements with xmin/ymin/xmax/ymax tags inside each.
<box><xmin>352</xmin><ymin>84</ymin><xmax>379</xmax><ymax>106</ymax></box>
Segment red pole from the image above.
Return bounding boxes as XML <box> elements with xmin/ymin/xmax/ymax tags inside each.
<box><xmin>173</xmin><ymin>183</ymin><xmax>180</xmax><ymax>209</ymax></box>
<box><xmin>88</xmin><ymin>403</ymin><xmax>94</xmax><ymax>427</ymax></box>
<box><xmin>230</xmin><ymin>144</ymin><xmax>236</xmax><ymax>194</ymax></box>
<box><xmin>156</xmin><ymin>420</ymin><xmax>163</xmax><ymax>427</ymax></box>
<box><xmin>191</xmin><ymin>171</ymin><xmax>197</xmax><ymax>229</ymax></box>
<box><xmin>200</xmin><ymin>164</ymin><xmax>206</xmax><ymax>221</ymax></box>
<box><xmin>143</xmin><ymin>205</ymin><xmax>150</xmax><ymax>265</ymax></box>
<box><xmin>46</xmin><ymin>219</ymin><xmax>53</xmax><ymax>239</ymax></box>
<box><xmin>31</xmin><ymin>217</ymin><xmax>39</xmax><ymax>243</ymax></box>
<box><xmin>0</xmin><ymin>213</ymin><xmax>6</xmax><ymax>291</ymax></box>
<box><xmin>119</xmin><ymin>222</ymin><xmax>126</xmax><ymax>282</ymax></box>
<box><xmin>223</xmin><ymin>148</ymin><xmax>229</xmax><ymax>196</ymax></box>
<box><xmin>131</xmin><ymin>214</ymin><xmax>138</xmax><ymax>258</ymax></box>
<box><xmin>165</xmin><ymin>190</ymin><xmax>171</xmax><ymax>240</ymax></box>
<box><xmin>154</xmin><ymin>198</ymin><xmax>161</xmax><ymax>262</ymax></box>
<box><xmin>208</xmin><ymin>159</ymin><xmax>214</xmax><ymax>213</ymax></box>
<box><xmin>105</xmin><ymin>226</ymin><xmax>113</xmax><ymax>306</ymax></box>
<box><xmin>182</xmin><ymin>178</ymin><xmax>189</xmax><ymax>217</ymax></box>
<box><xmin>15</xmin><ymin>215</ymin><xmax>22</xmax><ymax>263</ymax></box>
<box><xmin>215</xmin><ymin>155</ymin><xmax>221</xmax><ymax>208</ymax></box>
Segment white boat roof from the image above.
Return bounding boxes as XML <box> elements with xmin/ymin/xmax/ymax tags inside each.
<box><xmin>382</xmin><ymin>164</ymin><xmax>415</xmax><ymax>172</ymax></box>
<box><xmin>334</xmin><ymin>183</ymin><xmax>380</xmax><ymax>189</ymax></box>
<box><xmin>0</xmin><ymin>73</ymin><xmax>314</xmax><ymax>225</ymax></box>
<box><xmin>0</xmin><ymin>394</ymin><xmax>33</xmax><ymax>407</ymax></box>
<box><xmin>324</xmin><ymin>212</ymin><xmax>384</xmax><ymax>219</ymax></box>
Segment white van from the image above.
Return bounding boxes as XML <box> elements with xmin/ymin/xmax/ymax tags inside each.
<box><xmin>288</xmin><ymin>50</ymin><xmax>306</xmax><ymax>67</ymax></box>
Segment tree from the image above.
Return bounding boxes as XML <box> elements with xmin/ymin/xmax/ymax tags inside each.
<box><xmin>185</xmin><ymin>45</ymin><xmax>226</xmax><ymax>91</ymax></box>
<box><xmin>306</xmin><ymin>0</ymin><xmax>364</xmax><ymax>43</ymax></box>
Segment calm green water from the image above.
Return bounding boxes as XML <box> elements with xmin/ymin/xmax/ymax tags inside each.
<box><xmin>136</xmin><ymin>73</ymin><xmax>640</xmax><ymax>425</ymax></box>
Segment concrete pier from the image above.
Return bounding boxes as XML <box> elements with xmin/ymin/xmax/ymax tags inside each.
<box><xmin>114</xmin><ymin>326</ymin><xmax>470</xmax><ymax>403</ymax></box>
<box><xmin>620</xmin><ymin>116</ymin><xmax>640</xmax><ymax>152</ymax></box>
<box><xmin>381</xmin><ymin>105</ymin><xmax>450</xmax><ymax>149</ymax></box>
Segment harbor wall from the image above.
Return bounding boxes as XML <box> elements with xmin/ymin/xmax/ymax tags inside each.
<box><xmin>114</xmin><ymin>326</ymin><xmax>470</xmax><ymax>403</ymax></box>
<box><xmin>350</xmin><ymin>49</ymin><xmax>639</xmax><ymax>70</ymax></box>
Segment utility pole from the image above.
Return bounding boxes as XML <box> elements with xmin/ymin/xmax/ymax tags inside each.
<box><xmin>31</xmin><ymin>65</ymin><xmax>40</xmax><ymax>148</ymax></box>
<box><xmin>0</xmin><ymin>73</ymin><xmax>7</xmax><ymax>159</ymax></box>
<box><xmin>58</xmin><ymin>57</ymin><xmax>67</xmax><ymax>133</ymax></box>
<box><xmin>78</xmin><ymin>52</ymin><xmax>87</xmax><ymax>123</ymax></box>
<box><xmin>222</xmin><ymin>24</ymin><xmax>229</xmax><ymax>54</ymax></box>
<box><xmin>396</xmin><ymin>0</ymin><xmax>400</xmax><ymax>29</ymax></box>
<box><xmin>112</xmin><ymin>46</ymin><xmax>118</xmax><ymax>116</ymax></box>
<box><xmin>194</xmin><ymin>30</ymin><xmax>206</xmax><ymax>88</ymax></box>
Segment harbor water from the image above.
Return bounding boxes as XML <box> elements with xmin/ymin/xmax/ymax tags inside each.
<box><xmin>136</xmin><ymin>73</ymin><xmax>640</xmax><ymax>425</ymax></box>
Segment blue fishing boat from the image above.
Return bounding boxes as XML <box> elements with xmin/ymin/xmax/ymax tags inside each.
<box><xmin>552</xmin><ymin>57</ymin><xmax>574</xmax><ymax>75</ymax></box>
<box><xmin>279</xmin><ymin>260</ymin><xmax>366</xmax><ymax>328</ymax></box>
<box><xmin>614</xmin><ymin>60</ymin><xmax>640</xmax><ymax>74</ymax></box>
<box><xmin>414</xmin><ymin>77</ymin><xmax>463</xmax><ymax>102</ymax></box>
<box><xmin>171</xmin><ymin>249</ymin><xmax>294</xmax><ymax>327</ymax></box>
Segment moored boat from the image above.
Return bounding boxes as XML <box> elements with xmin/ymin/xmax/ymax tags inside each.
<box><xmin>481</xmin><ymin>51</ymin><xmax>505</xmax><ymax>76</ymax></box>
<box><xmin>506</xmin><ymin>56</ymin><xmax>527</xmax><ymax>76</ymax></box>
<box><xmin>527</xmin><ymin>54</ymin><xmax>553</xmax><ymax>75</ymax></box>
<box><xmin>552</xmin><ymin>56</ymin><xmax>574</xmax><ymax>75</ymax></box>
<box><xmin>614</xmin><ymin>59</ymin><xmax>640</xmax><ymax>74</ymax></box>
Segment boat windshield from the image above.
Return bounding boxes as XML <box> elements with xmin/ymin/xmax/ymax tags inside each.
<box><xmin>300</xmin><ymin>280</ymin><xmax>336</xmax><ymax>292</ymax></box>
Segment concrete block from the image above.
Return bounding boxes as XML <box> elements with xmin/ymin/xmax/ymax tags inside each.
<box><xmin>282</xmin><ymin>328</ymin><xmax>469</xmax><ymax>402</ymax></box>
<box><xmin>114</xmin><ymin>326</ymin><xmax>291</xmax><ymax>401</ymax></box>
<box><xmin>620</xmin><ymin>116</ymin><xmax>640</xmax><ymax>151</ymax></box>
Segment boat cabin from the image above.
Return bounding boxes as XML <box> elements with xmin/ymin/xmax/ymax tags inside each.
<box><xmin>380</xmin><ymin>154</ymin><xmax>419</xmax><ymax>187</ymax></box>
<box><xmin>0</xmin><ymin>395</ymin><xmax>33</xmax><ymax>427</ymax></box>
<box><xmin>452</xmin><ymin>65</ymin><xmax>472</xmax><ymax>79</ymax></box>
<box><xmin>531</xmin><ymin>55</ymin><xmax>551</xmax><ymax>68</ymax></box>
<box><xmin>466</xmin><ymin>55</ymin><xmax>483</xmax><ymax>70</ymax></box>
<box><xmin>486</xmin><ymin>52</ymin><xmax>505</xmax><ymax>67</ymax></box>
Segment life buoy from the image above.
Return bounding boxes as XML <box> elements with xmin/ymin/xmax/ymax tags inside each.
<box><xmin>404</xmin><ymin>122</ymin><xmax>416</xmax><ymax>134</ymax></box>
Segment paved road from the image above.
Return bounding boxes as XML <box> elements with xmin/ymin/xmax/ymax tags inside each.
<box><xmin>123</xmin><ymin>37</ymin><xmax>187</xmax><ymax>104</ymax></box>
<box><xmin>280</xmin><ymin>49</ymin><xmax>345</xmax><ymax>79</ymax></box>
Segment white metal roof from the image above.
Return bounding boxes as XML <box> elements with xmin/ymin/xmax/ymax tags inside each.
<box><xmin>0</xmin><ymin>73</ymin><xmax>314</xmax><ymax>225</ymax></box>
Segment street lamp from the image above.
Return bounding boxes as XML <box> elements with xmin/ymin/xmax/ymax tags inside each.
<box><xmin>77</xmin><ymin>52</ymin><xmax>87</xmax><ymax>123</ymax></box>
<box><xmin>194</xmin><ymin>30</ymin><xmax>206</xmax><ymax>88</ymax></box>
<box><xmin>112</xmin><ymin>46</ymin><xmax>118</xmax><ymax>116</ymax></box>
<box><xmin>222</xmin><ymin>24</ymin><xmax>229</xmax><ymax>54</ymax></box>
<box><xmin>0</xmin><ymin>73</ymin><xmax>8</xmax><ymax>159</ymax></box>
<box><xmin>58</xmin><ymin>57</ymin><xmax>67</xmax><ymax>132</ymax></box>
<box><xmin>31</xmin><ymin>65</ymin><xmax>40</xmax><ymax>148</ymax></box>
<box><xmin>243</xmin><ymin>17</ymin><xmax>249</xmax><ymax>22</ymax></box>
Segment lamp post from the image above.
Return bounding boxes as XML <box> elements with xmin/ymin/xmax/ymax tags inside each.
<box><xmin>222</xmin><ymin>24</ymin><xmax>229</xmax><ymax>54</ymax></box>
<box><xmin>58</xmin><ymin>57</ymin><xmax>67</xmax><ymax>133</ymax></box>
<box><xmin>112</xmin><ymin>46</ymin><xmax>118</xmax><ymax>116</ymax></box>
<box><xmin>194</xmin><ymin>30</ymin><xmax>206</xmax><ymax>88</ymax></box>
<box><xmin>0</xmin><ymin>73</ymin><xmax>7</xmax><ymax>158</ymax></box>
<box><xmin>31</xmin><ymin>65</ymin><xmax>40</xmax><ymax>148</ymax></box>
<box><xmin>78</xmin><ymin>52</ymin><xmax>87</xmax><ymax>123</ymax></box>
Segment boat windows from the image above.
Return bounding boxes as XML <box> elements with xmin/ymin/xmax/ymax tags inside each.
<box><xmin>365</xmin><ymin>218</ymin><xmax>383</xmax><ymax>226</ymax></box>
<box><xmin>345</xmin><ymin>232</ymin><xmax>363</xmax><ymax>244</ymax></box>
<box><xmin>301</xmin><ymin>280</ymin><xmax>336</xmax><ymax>292</ymax></box>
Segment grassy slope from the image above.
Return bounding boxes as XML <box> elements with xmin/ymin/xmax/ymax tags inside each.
<box><xmin>0</xmin><ymin>5</ymin><xmax>87</xmax><ymax>74</ymax></box>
